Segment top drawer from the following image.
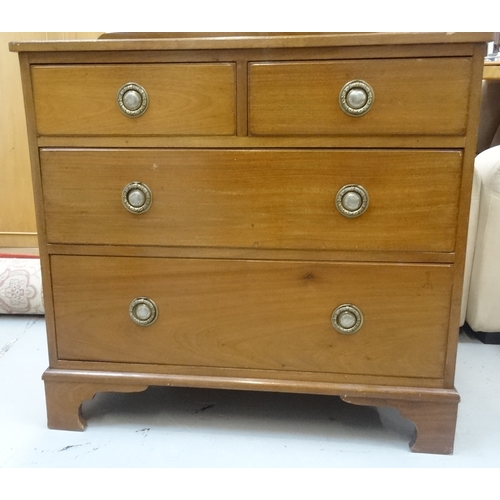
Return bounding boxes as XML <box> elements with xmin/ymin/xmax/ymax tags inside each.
<box><xmin>249</xmin><ymin>58</ymin><xmax>472</xmax><ymax>136</ymax></box>
<box><xmin>31</xmin><ymin>64</ymin><xmax>236</xmax><ymax>136</ymax></box>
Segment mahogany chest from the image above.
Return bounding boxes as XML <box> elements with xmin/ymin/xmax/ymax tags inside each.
<box><xmin>10</xmin><ymin>32</ymin><xmax>490</xmax><ymax>453</ymax></box>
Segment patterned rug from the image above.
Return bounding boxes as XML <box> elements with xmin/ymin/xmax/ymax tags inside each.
<box><xmin>0</xmin><ymin>254</ymin><xmax>44</xmax><ymax>314</ymax></box>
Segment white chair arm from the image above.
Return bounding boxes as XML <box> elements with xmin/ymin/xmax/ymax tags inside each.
<box><xmin>465</xmin><ymin>145</ymin><xmax>500</xmax><ymax>332</ymax></box>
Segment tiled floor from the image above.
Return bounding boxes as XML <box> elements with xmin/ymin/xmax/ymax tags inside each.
<box><xmin>1</xmin><ymin>314</ymin><xmax>499</xmax><ymax>468</ymax></box>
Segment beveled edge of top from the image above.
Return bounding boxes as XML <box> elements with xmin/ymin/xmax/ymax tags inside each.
<box><xmin>9</xmin><ymin>32</ymin><xmax>494</xmax><ymax>52</ymax></box>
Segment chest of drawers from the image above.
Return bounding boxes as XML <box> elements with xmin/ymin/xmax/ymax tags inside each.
<box><xmin>10</xmin><ymin>32</ymin><xmax>490</xmax><ymax>454</ymax></box>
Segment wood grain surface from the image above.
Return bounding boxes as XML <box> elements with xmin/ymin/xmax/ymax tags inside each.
<box><xmin>31</xmin><ymin>64</ymin><xmax>236</xmax><ymax>136</ymax></box>
<box><xmin>51</xmin><ymin>255</ymin><xmax>453</xmax><ymax>379</ymax></box>
<box><xmin>9</xmin><ymin>32</ymin><xmax>493</xmax><ymax>53</ymax></box>
<box><xmin>40</xmin><ymin>148</ymin><xmax>462</xmax><ymax>252</ymax></box>
<box><xmin>249</xmin><ymin>58</ymin><xmax>472</xmax><ymax>136</ymax></box>
<box><xmin>12</xmin><ymin>32</ymin><xmax>488</xmax><ymax>451</ymax></box>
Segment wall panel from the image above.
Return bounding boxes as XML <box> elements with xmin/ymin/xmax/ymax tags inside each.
<box><xmin>0</xmin><ymin>32</ymin><xmax>103</xmax><ymax>248</ymax></box>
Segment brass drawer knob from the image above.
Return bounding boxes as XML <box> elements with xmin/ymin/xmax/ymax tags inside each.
<box><xmin>117</xmin><ymin>82</ymin><xmax>149</xmax><ymax>117</ymax></box>
<box><xmin>129</xmin><ymin>297</ymin><xmax>158</xmax><ymax>326</ymax></box>
<box><xmin>122</xmin><ymin>181</ymin><xmax>152</xmax><ymax>214</ymax></box>
<box><xmin>336</xmin><ymin>184</ymin><xmax>369</xmax><ymax>218</ymax></box>
<box><xmin>339</xmin><ymin>80</ymin><xmax>374</xmax><ymax>116</ymax></box>
<box><xmin>331</xmin><ymin>304</ymin><xmax>364</xmax><ymax>334</ymax></box>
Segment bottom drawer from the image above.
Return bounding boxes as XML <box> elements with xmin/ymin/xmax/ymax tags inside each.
<box><xmin>51</xmin><ymin>256</ymin><xmax>453</xmax><ymax>379</ymax></box>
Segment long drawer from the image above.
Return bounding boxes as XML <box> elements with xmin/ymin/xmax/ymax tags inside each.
<box><xmin>249</xmin><ymin>58</ymin><xmax>471</xmax><ymax>136</ymax></box>
<box><xmin>31</xmin><ymin>64</ymin><xmax>236</xmax><ymax>136</ymax></box>
<box><xmin>52</xmin><ymin>256</ymin><xmax>453</xmax><ymax>379</ymax></box>
<box><xmin>40</xmin><ymin>149</ymin><xmax>462</xmax><ymax>252</ymax></box>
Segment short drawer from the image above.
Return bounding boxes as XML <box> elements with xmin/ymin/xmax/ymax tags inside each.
<box><xmin>249</xmin><ymin>58</ymin><xmax>471</xmax><ymax>136</ymax></box>
<box><xmin>31</xmin><ymin>64</ymin><xmax>236</xmax><ymax>136</ymax></box>
<box><xmin>40</xmin><ymin>148</ymin><xmax>462</xmax><ymax>253</ymax></box>
<box><xmin>52</xmin><ymin>256</ymin><xmax>453</xmax><ymax>379</ymax></box>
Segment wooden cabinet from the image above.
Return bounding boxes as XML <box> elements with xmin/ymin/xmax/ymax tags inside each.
<box><xmin>10</xmin><ymin>32</ymin><xmax>490</xmax><ymax>454</ymax></box>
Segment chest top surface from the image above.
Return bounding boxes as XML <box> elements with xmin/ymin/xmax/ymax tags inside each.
<box><xmin>9</xmin><ymin>32</ymin><xmax>494</xmax><ymax>52</ymax></box>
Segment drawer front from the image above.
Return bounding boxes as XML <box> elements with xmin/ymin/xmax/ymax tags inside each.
<box><xmin>52</xmin><ymin>256</ymin><xmax>452</xmax><ymax>379</ymax></box>
<box><xmin>249</xmin><ymin>58</ymin><xmax>471</xmax><ymax>136</ymax></box>
<box><xmin>32</xmin><ymin>64</ymin><xmax>236</xmax><ymax>136</ymax></box>
<box><xmin>40</xmin><ymin>149</ymin><xmax>462</xmax><ymax>252</ymax></box>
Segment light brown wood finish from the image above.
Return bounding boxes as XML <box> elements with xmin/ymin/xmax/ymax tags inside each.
<box><xmin>51</xmin><ymin>256</ymin><xmax>453</xmax><ymax>379</ymax></box>
<box><xmin>43</xmin><ymin>367</ymin><xmax>460</xmax><ymax>449</ymax></box>
<box><xmin>9</xmin><ymin>32</ymin><xmax>493</xmax><ymax>52</ymax></box>
<box><xmin>36</xmin><ymin>135</ymin><xmax>469</xmax><ymax>149</ymax></box>
<box><xmin>15</xmin><ymin>44</ymin><xmax>480</xmax><ymax>67</ymax></box>
<box><xmin>11</xmin><ymin>33</ymin><xmax>490</xmax><ymax>454</ymax></box>
<box><xmin>44</xmin><ymin>379</ymin><xmax>147</xmax><ymax>431</ymax></box>
<box><xmin>483</xmin><ymin>61</ymin><xmax>500</xmax><ymax>80</ymax></box>
<box><xmin>45</xmin><ymin>243</ymin><xmax>456</xmax><ymax>265</ymax></box>
<box><xmin>40</xmin><ymin>149</ymin><xmax>462</xmax><ymax>252</ymax></box>
<box><xmin>32</xmin><ymin>64</ymin><xmax>236</xmax><ymax>136</ymax></box>
<box><xmin>1</xmin><ymin>32</ymin><xmax>102</xmax><ymax>248</ymax></box>
<box><xmin>443</xmin><ymin>43</ymin><xmax>488</xmax><ymax>387</ymax></box>
<box><xmin>249</xmin><ymin>58</ymin><xmax>471</xmax><ymax>136</ymax></box>
<box><xmin>16</xmin><ymin>52</ymin><xmax>59</xmax><ymax>367</ymax></box>
<box><xmin>343</xmin><ymin>395</ymin><xmax>460</xmax><ymax>454</ymax></box>
<box><xmin>1</xmin><ymin>33</ymin><xmax>38</xmax><ymax>247</ymax></box>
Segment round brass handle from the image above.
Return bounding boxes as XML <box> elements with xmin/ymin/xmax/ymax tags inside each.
<box><xmin>122</xmin><ymin>182</ymin><xmax>152</xmax><ymax>214</ymax></box>
<box><xmin>129</xmin><ymin>297</ymin><xmax>158</xmax><ymax>326</ymax></box>
<box><xmin>331</xmin><ymin>304</ymin><xmax>364</xmax><ymax>334</ymax></box>
<box><xmin>339</xmin><ymin>80</ymin><xmax>374</xmax><ymax>116</ymax></box>
<box><xmin>117</xmin><ymin>82</ymin><xmax>149</xmax><ymax>117</ymax></box>
<box><xmin>335</xmin><ymin>184</ymin><xmax>369</xmax><ymax>218</ymax></box>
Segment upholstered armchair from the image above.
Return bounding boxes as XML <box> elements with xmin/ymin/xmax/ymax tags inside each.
<box><xmin>462</xmin><ymin>145</ymin><xmax>500</xmax><ymax>343</ymax></box>
<box><xmin>461</xmin><ymin>67</ymin><xmax>500</xmax><ymax>343</ymax></box>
